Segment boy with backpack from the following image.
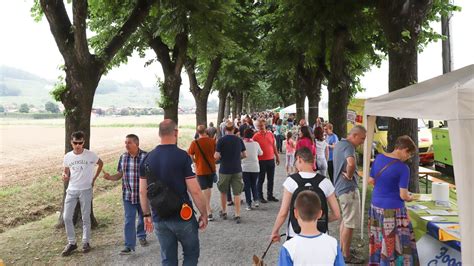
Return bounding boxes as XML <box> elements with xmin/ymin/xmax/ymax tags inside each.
<box><xmin>270</xmin><ymin>147</ymin><xmax>341</xmax><ymax>241</ymax></box>
<box><xmin>277</xmin><ymin>191</ymin><xmax>345</xmax><ymax>266</ymax></box>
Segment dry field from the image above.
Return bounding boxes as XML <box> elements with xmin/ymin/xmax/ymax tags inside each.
<box><xmin>0</xmin><ymin>113</ymin><xmax>216</xmax><ymax>232</ymax></box>
<box><xmin>0</xmin><ymin>114</ymin><xmax>217</xmax><ymax>186</ymax></box>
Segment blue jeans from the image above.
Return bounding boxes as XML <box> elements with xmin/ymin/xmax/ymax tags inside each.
<box><xmin>258</xmin><ymin>159</ymin><xmax>275</xmax><ymax>200</ymax></box>
<box><xmin>243</xmin><ymin>172</ymin><xmax>259</xmax><ymax>205</ymax></box>
<box><xmin>123</xmin><ymin>199</ymin><xmax>146</xmax><ymax>249</ymax></box>
<box><xmin>154</xmin><ymin>217</ymin><xmax>200</xmax><ymax>266</ymax></box>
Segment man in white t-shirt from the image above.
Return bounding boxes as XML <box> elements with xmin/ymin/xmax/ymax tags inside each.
<box><xmin>270</xmin><ymin>147</ymin><xmax>341</xmax><ymax>241</ymax></box>
<box><xmin>61</xmin><ymin>131</ymin><xmax>103</xmax><ymax>256</ymax></box>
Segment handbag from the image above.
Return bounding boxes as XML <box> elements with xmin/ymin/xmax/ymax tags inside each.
<box><xmin>195</xmin><ymin>139</ymin><xmax>217</xmax><ymax>183</ymax></box>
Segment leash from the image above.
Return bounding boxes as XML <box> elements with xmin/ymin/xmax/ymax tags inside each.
<box><xmin>262</xmin><ymin>234</ymin><xmax>286</xmax><ymax>260</ymax></box>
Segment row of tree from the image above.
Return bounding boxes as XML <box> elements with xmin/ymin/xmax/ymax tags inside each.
<box><xmin>34</xmin><ymin>0</ymin><xmax>458</xmax><ymax>227</ymax></box>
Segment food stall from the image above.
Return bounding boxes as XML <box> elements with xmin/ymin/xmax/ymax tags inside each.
<box><xmin>360</xmin><ymin>64</ymin><xmax>474</xmax><ymax>264</ymax></box>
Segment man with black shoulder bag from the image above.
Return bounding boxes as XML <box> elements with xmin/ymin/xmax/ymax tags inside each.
<box><xmin>188</xmin><ymin>125</ymin><xmax>217</xmax><ymax>221</ymax></box>
<box><xmin>139</xmin><ymin>119</ymin><xmax>208</xmax><ymax>266</ymax></box>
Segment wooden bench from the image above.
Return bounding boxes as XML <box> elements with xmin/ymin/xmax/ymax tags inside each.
<box><xmin>419</xmin><ymin>166</ymin><xmax>448</xmax><ymax>193</ymax></box>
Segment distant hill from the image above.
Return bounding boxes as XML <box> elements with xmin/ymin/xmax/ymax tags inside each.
<box><xmin>0</xmin><ymin>66</ymin><xmax>161</xmax><ymax>109</ymax></box>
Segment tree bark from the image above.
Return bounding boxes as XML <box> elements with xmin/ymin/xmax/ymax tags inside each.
<box><xmin>217</xmin><ymin>89</ymin><xmax>227</xmax><ymax>127</ymax></box>
<box><xmin>185</xmin><ymin>56</ymin><xmax>221</xmax><ymax>127</ymax></box>
<box><xmin>377</xmin><ymin>0</ymin><xmax>433</xmax><ymax>192</ymax></box>
<box><xmin>225</xmin><ymin>94</ymin><xmax>231</xmax><ymax>118</ymax></box>
<box><xmin>297</xmin><ymin>59</ymin><xmax>323</xmax><ymax>129</ymax></box>
<box><xmin>327</xmin><ymin>26</ymin><xmax>350</xmax><ymax>139</ymax></box>
<box><xmin>235</xmin><ymin>91</ymin><xmax>243</xmax><ymax>116</ymax></box>
<box><xmin>40</xmin><ymin>0</ymin><xmax>154</xmax><ymax>228</ymax></box>
<box><xmin>147</xmin><ymin>32</ymin><xmax>188</xmax><ymax>125</ymax></box>
<box><xmin>295</xmin><ymin>82</ymin><xmax>306</xmax><ymax>123</ymax></box>
<box><xmin>231</xmin><ymin>94</ymin><xmax>238</xmax><ymax>120</ymax></box>
<box><xmin>328</xmin><ymin>83</ymin><xmax>349</xmax><ymax>139</ymax></box>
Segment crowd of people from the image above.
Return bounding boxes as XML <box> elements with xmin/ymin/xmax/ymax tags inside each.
<box><xmin>59</xmin><ymin>111</ymin><xmax>420</xmax><ymax>265</ymax></box>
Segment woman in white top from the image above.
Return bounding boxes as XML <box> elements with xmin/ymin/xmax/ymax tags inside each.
<box><xmin>241</xmin><ymin>128</ymin><xmax>263</xmax><ymax>210</ymax></box>
<box><xmin>314</xmin><ymin>126</ymin><xmax>329</xmax><ymax>177</ymax></box>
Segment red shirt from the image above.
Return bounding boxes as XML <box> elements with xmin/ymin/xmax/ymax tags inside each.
<box><xmin>252</xmin><ymin>131</ymin><xmax>276</xmax><ymax>161</ymax></box>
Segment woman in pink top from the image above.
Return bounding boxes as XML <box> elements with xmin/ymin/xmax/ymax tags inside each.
<box><xmin>296</xmin><ymin>126</ymin><xmax>316</xmax><ymax>169</ymax></box>
<box><xmin>285</xmin><ymin>131</ymin><xmax>296</xmax><ymax>175</ymax></box>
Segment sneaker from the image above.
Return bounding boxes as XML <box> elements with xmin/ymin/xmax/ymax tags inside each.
<box><xmin>246</xmin><ymin>204</ymin><xmax>252</xmax><ymax>211</ymax></box>
<box><xmin>82</xmin><ymin>243</ymin><xmax>91</xmax><ymax>253</ymax></box>
<box><xmin>208</xmin><ymin>214</ymin><xmax>215</xmax><ymax>221</ymax></box>
<box><xmin>227</xmin><ymin>201</ymin><xmax>234</xmax><ymax>206</ymax></box>
<box><xmin>120</xmin><ymin>247</ymin><xmax>134</xmax><ymax>255</ymax></box>
<box><xmin>61</xmin><ymin>243</ymin><xmax>77</xmax><ymax>257</ymax></box>
<box><xmin>255</xmin><ymin>201</ymin><xmax>260</xmax><ymax>207</ymax></box>
<box><xmin>234</xmin><ymin>216</ymin><xmax>241</xmax><ymax>224</ymax></box>
<box><xmin>344</xmin><ymin>255</ymin><xmax>364</xmax><ymax>264</ymax></box>
<box><xmin>268</xmin><ymin>196</ymin><xmax>279</xmax><ymax>202</ymax></box>
<box><xmin>139</xmin><ymin>238</ymin><xmax>148</xmax><ymax>247</ymax></box>
<box><xmin>260</xmin><ymin>198</ymin><xmax>268</xmax><ymax>203</ymax></box>
<box><xmin>219</xmin><ymin>211</ymin><xmax>227</xmax><ymax>220</ymax></box>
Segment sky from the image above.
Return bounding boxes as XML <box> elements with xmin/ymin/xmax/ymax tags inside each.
<box><xmin>1</xmin><ymin>0</ymin><xmax>473</xmax><ymax>102</ymax></box>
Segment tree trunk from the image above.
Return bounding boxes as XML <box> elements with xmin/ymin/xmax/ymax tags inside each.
<box><xmin>377</xmin><ymin>0</ymin><xmax>433</xmax><ymax>192</ymax></box>
<box><xmin>326</xmin><ymin>26</ymin><xmax>350</xmax><ymax>139</ymax></box>
<box><xmin>328</xmin><ymin>83</ymin><xmax>349</xmax><ymax>139</ymax></box>
<box><xmin>300</xmin><ymin>70</ymin><xmax>323</xmax><ymax>129</ymax></box>
<box><xmin>295</xmin><ymin>85</ymin><xmax>306</xmax><ymax>122</ymax></box>
<box><xmin>161</xmin><ymin>74</ymin><xmax>181</xmax><ymax>124</ymax></box>
<box><xmin>217</xmin><ymin>89</ymin><xmax>227</xmax><ymax>126</ymax></box>
<box><xmin>235</xmin><ymin>92</ymin><xmax>243</xmax><ymax>116</ymax></box>
<box><xmin>225</xmin><ymin>95</ymin><xmax>231</xmax><ymax>119</ymax></box>
<box><xmin>385</xmin><ymin>47</ymin><xmax>420</xmax><ymax>192</ymax></box>
<box><xmin>231</xmin><ymin>95</ymin><xmax>238</xmax><ymax>120</ymax></box>
<box><xmin>195</xmin><ymin>95</ymin><xmax>207</xmax><ymax>126</ymax></box>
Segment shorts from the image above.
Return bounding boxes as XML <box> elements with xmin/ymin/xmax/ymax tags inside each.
<box><xmin>217</xmin><ymin>173</ymin><xmax>243</xmax><ymax>195</ymax></box>
<box><xmin>197</xmin><ymin>174</ymin><xmax>215</xmax><ymax>190</ymax></box>
<box><xmin>338</xmin><ymin>189</ymin><xmax>360</xmax><ymax>229</ymax></box>
<box><xmin>286</xmin><ymin>154</ymin><xmax>295</xmax><ymax>167</ymax></box>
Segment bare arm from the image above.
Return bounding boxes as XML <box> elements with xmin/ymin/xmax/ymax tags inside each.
<box><xmin>62</xmin><ymin>167</ymin><xmax>70</xmax><ymax>182</ymax></box>
<box><xmin>139</xmin><ymin>178</ymin><xmax>150</xmax><ymax>215</ymax></box>
<box><xmin>270</xmin><ymin>189</ymin><xmax>292</xmax><ymax>242</ymax></box>
<box><xmin>325</xmin><ymin>145</ymin><xmax>329</xmax><ymax>161</ymax></box>
<box><xmin>214</xmin><ymin>152</ymin><xmax>221</xmax><ymax>160</ymax></box>
<box><xmin>93</xmin><ymin>158</ymin><xmax>104</xmax><ymax>186</ymax></box>
<box><xmin>273</xmin><ymin>138</ymin><xmax>280</xmax><ymax>165</ymax></box>
<box><xmin>186</xmin><ymin>177</ymin><xmax>207</xmax><ymax>217</ymax></box>
<box><xmin>326</xmin><ymin>193</ymin><xmax>341</xmax><ymax>222</ymax></box>
<box><xmin>241</xmin><ymin>151</ymin><xmax>247</xmax><ymax>159</ymax></box>
<box><xmin>103</xmin><ymin>170</ymin><xmax>123</xmax><ymax>181</ymax></box>
<box><xmin>400</xmin><ymin>188</ymin><xmax>414</xmax><ymax>202</ymax></box>
<box><xmin>186</xmin><ymin>177</ymin><xmax>208</xmax><ymax>230</ymax></box>
<box><xmin>343</xmin><ymin>156</ymin><xmax>356</xmax><ymax>180</ymax></box>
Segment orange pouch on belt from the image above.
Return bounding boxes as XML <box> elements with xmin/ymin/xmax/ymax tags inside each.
<box><xmin>180</xmin><ymin>203</ymin><xmax>193</xmax><ymax>221</ymax></box>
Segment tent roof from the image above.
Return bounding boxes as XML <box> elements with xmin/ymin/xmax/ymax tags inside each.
<box><xmin>279</xmin><ymin>104</ymin><xmax>296</xmax><ymax>114</ymax></box>
<box><xmin>365</xmin><ymin>64</ymin><xmax>474</xmax><ymax>121</ymax></box>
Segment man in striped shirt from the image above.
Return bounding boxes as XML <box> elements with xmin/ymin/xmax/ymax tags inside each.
<box><xmin>103</xmin><ymin>134</ymin><xmax>148</xmax><ymax>254</ymax></box>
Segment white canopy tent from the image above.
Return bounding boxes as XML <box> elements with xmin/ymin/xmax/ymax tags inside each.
<box><xmin>279</xmin><ymin>98</ymin><xmax>310</xmax><ymax>117</ymax></box>
<box><xmin>279</xmin><ymin>103</ymin><xmax>297</xmax><ymax>114</ymax></box>
<box><xmin>361</xmin><ymin>64</ymin><xmax>474</xmax><ymax>263</ymax></box>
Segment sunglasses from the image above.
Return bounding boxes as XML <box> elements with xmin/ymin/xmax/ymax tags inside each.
<box><xmin>72</xmin><ymin>141</ymin><xmax>84</xmax><ymax>145</ymax></box>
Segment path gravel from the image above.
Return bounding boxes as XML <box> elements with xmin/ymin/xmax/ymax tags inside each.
<box><xmin>99</xmin><ymin>155</ymin><xmax>368</xmax><ymax>265</ymax></box>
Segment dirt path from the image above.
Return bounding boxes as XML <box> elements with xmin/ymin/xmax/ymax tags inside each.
<box><xmin>79</xmin><ymin>157</ymin><xmax>368</xmax><ymax>265</ymax></box>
